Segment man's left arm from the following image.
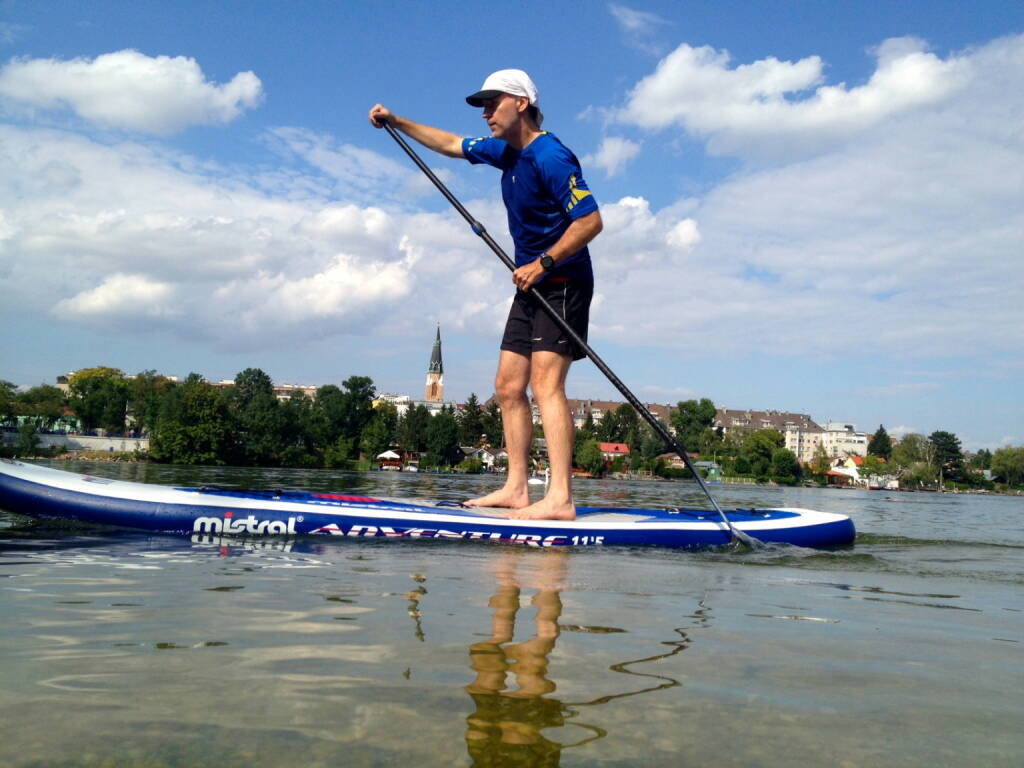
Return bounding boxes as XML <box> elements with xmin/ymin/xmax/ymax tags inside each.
<box><xmin>512</xmin><ymin>210</ymin><xmax>603</xmax><ymax>292</ymax></box>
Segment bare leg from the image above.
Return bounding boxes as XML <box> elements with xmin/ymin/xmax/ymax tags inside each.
<box><xmin>508</xmin><ymin>351</ymin><xmax>576</xmax><ymax>521</ymax></box>
<box><xmin>466</xmin><ymin>350</ymin><xmax>532</xmax><ymax>509</ymax></box>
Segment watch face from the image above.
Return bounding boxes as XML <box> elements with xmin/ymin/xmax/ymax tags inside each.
<box><xmin>541</xmin><ymin>254</ymin><xmax>555</xmax><ymax>270</ymax></box>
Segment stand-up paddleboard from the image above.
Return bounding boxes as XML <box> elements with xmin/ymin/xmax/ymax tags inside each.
<box><xmin>0</xmin><ymin>460</ymin><xmax>855</xmax><ymax>549</ymax></box>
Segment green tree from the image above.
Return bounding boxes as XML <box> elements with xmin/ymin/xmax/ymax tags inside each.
<box><xmin>399</xmin><ymin>404</ymin><xmax>432</xmax><ymax>454</ymax></box>
<box><xmin>323</xmin><ymin>436</ymin><xmax>356</xmax><ymax>468</ymax></box>
<box><xmin>990</xmin><ymin>446</ymin><xmax>1024</xmax><ymax>486</ymax></box>
<box><xmin>615</xmin><ymin>404</ymin><xmax>639</xmax><ymax>437</ymax></box>
<box><xmin>671</xmin><ymin>398</ymin><xmax>717</xmax><ymax>452</ymax></box>
<box><xmin>742</xmin><ymin>429</ymin><xmax>784</xmax><ymax>467</ymax></box>
<box><xmin>16</xmin><ymin>423</ymin><xmax>41</xmax><ymax>456</ymax></box>
<box><xmin>361</xmin><ymin>402</ymin><xmax>398</xmax><ymax>460</ymax></box>
<box><xmin>279</xmin><ymin>391</ymin><xmax>317</xmax><ymax>467</ymax></box>
<box><xmin>307</xmin><ymin>377</ymin><xmax>376</xmax><ymax>461</ymax></box>
<box><xmin>867</xmin><ymin>425</ymin><xmax>893</xmax><ymax>459</ymax></box>
<box><xmin>969</xmin><ymin>448</ymin><xmax>993</xmax><ymax>470</ymax></box>
<box><xmin>741</xmin><ymin>429</ymin><xmax>783</xmax><ymax>481</ymax></box>
<box><xmin>127</xmin><ymin>371</ymin><xmax>176</xmax><ymax>435</ymax></box>
<box><xmin>149</xmin><ymin>374</ymin><xmax>234</xmax><ymax>465</ymax></box>
<box><xmin>902</xmin><ymin>461</ymin><xmax>939</xmax><ymax>488</ymax></box>
<box><xmin>809</xmin><ymin>443</ymin><xmax>832</xmax><ymax>481</ymax></box>
<box><xmin>230</xmin><ymin>368</ymin><xmax>285</xmax><ymax>466</ymax></box>
<box><xmin>1</xmin><ymin>380</ymin><xmax>19</xmax><ymax>426</ymax></box>
<box><xmin>457</xmin><ymin>393</ymin><xmax>485</xmax><ymax>446</ymax></box>
<box><xmin>577</xmin><ymin>410</ymin><xmax>596</xmax><ymax>443</ymax></box>
<box><xmin>861</xmin><ymin>455</ymin><xmax>888</xmax><ymax>480</ymax></box>
<box><xmin>610</xmin><ymin>405</ymin><xmax>642</xmax><ymax>466</ymax></box>
<box><xmin>18</xmin><ymin>385</ymin><xmax>67</xmax><ymax>430</ymax></box>
<box><xmin>575</xmin><ymin>438</ymin><xmax>606</xmax><ymax>477</ymax></box>
<box><xmin>309</xmin><ymin>385</ymin><xmax>347</xmax><ymax>453</ymax></box>
<box><xmin>340</xmin><ymin>376</ymin><xmax>376</xmax><ymax>443</ymax></box>
<box><xmin>480</xmin><ymin>400</ymin><xmax>504</xmax><ymax>449</ymax></box>
<box><xmin>69</xmin><ymin>367</ymin><xmax>129</xmax><ymax>433</ymax></box>
<box><xmin>638</xmin><ymin>421</ymin><xmax>669</xmax><ymax>469</ymax></box>
<box><xmin>890</xmin><ymin>433</ymin><xmax>938</xmax><ymax>488</ymax></box>
<box><xmin>595</xmin><ymin>408</ymin><xmax>621</xmax><ymax>443</ymax></box>
<box><xmin>929</xmin><ymin>430</ymin><xmax>964</xmax><ymax>482</ymax></box>
<box><xmin>891</xmin><ymin>433</ymin><xmax>932</xmax><ymax>467</ymax></box>
<box><xmin>457</xmin><ymin>456</ymin><xmax>485</xmax><ymax>474</ymax></box>
<box><xmin>770</xmin><ymin>448</ymin><xmax>801</xmax><ymax>485</ymax></box>
<box><xmin>423</xmin><ymin>408</ymin><xmax>460</xmax><ymax>468</ymax></box>
<box><xmin>698</xmin><ymin>426</ymin><xmax>724</xmax><ymax>459</ymax></box>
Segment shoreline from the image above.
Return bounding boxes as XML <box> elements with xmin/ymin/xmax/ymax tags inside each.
<box><xmin>27</xmin><ymin>455</ymin><xmax>1023</xmax><ymax>496</ymax></box>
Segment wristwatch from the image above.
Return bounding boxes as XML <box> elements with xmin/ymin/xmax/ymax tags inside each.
<box><xmin>539</xmin><ymin>253</ymin><xmax>556</xmax><ymax>271</ymax></box>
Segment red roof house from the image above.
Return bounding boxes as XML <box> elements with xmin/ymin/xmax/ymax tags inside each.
<box><xmin>599</xmin><ymin>442</ymin><xmax>630</xmax><ymax>460</ymax></box>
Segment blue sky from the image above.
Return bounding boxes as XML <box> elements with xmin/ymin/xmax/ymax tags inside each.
<box><xmin>1</xmin><ymin>1</ymin><xmax>1022</xmax><ymax>451</ymax></box>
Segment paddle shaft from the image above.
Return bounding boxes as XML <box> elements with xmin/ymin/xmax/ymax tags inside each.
<box><xmin>381</xmin><ymin>122</ymin><xmax>754</xmax><ymax>547</ymax></box>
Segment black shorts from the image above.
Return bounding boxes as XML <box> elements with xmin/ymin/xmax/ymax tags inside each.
<box><xmin>500</xmin><ymin>279</ymin><xmax>593</xmax><ymax>361</ymax></box>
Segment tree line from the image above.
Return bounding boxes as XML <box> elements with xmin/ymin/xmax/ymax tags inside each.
<box><xmin>1</xmin><ymin>367</ymin><xmax>503</xmax><ymax>470</ymax></box>
<box><xmin>576</xmin><ymin>398</ymin><xmax>1024</xmax><ymax>489</ymax></box>
<box><xmin>3</xmin><ymin>371</ymin><xmax>1022</xmax><ymax>488</ymax></box>
<box><xmin>861</xmin><ymin>425</ymin><xmax>1021</xmax><ymax>489</ymax></box>
<box><xmin>570</xmin><ymin>398</ymin><xmax>805</xmax><ymax>483</ymax></box>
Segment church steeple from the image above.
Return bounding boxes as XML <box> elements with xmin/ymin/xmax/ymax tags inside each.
<box><xmin>424</xmin><ymin>326</ymin><xmax>444</xmax><ymax>402</ymax></box>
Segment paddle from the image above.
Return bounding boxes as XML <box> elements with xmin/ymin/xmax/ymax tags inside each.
<box><xmin>380</xmin><ymin>122</ymin><xmax>759</xmax><ymax>548</ymax></box>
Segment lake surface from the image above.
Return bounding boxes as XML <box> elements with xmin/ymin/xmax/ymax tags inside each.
<box><xmin>1</xmin><ymin>461</ymin><xmax>1021</xmax><ymax>767</ymax></box>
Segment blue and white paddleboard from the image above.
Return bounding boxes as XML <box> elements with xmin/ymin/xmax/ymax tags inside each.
<box><xmin>0</xmin><ymin>460</ymin><xmax>855</xmax><ymax>549</ymax></box>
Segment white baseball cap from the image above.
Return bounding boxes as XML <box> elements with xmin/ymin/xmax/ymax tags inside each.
<box><xmin>466</xmin><ymin>69</ymin><xmax>544</xmax><ymax>125</ymax></box>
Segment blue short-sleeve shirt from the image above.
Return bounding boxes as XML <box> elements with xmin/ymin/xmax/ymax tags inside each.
<box><xmin>462</xmin><ymin>132</ymin><xmax>598</xmax><ymax>280</ymax></box>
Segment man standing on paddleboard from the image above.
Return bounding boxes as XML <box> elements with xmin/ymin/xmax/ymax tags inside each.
<box><xmin>369</xmin><ymin>69</ymin><xmax>602</xmax><ymax>521</ymax></box>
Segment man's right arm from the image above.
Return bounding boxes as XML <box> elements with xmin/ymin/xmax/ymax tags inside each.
<box><xmin>369</xmin><ymin>104</ymin><xmax>464</xmax><ymax>158</ymax></box>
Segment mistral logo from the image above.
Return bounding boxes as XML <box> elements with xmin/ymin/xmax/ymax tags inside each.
<box><xmin>192</xmin><ymin>511</ymin><xmax>300</xmax><ymax>535</ymax></box>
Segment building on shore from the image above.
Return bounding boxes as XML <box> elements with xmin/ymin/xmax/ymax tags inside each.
<box><xmin>424</xmin><ymin>326</ymin><xmax>444</xmax><ymax>403</ymax></box>
<box><xmin>374</xmin><ymin>392</ymin><xmax>457</xmax><ymax>418</ymax></box>
<box><xmin>714</xmin><ymin>408</ymin><xmax>820</xmax><ymax>434</ymax></box>
<box><xmin>375</xmin><ymin>328</ymin><xmax>458</xmax><ymax>417</ymax></box>
<box><xmin>483</xmin><ymin>397</ymin><xmax>675</xmax><ymax>428</ymax></box>
<box><xmin>270</xmin><ymin>384</ymin><xmax>318</xmax><ymax>401</ymax></box>
<box><xmin>714</xmin><ymin>408</ymin><xmax>825</xmax><ymax>464</ymax></box>
<box><xmin>711</xmin><ymin>410</ymin><xmax>868</xmax><ymax>463</ymax></box>
<box><xmin>820</xmin><ymin>422</ymin><xmax>869</xmax><ymax>459</ymax></box>
<box><xmin>783</xmin><ymin>424</ymin><xmax>824</xmax><ymax>465</ymax></box>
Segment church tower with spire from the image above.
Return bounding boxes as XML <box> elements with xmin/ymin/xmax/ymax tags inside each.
<box><xmin>424</xmin><ymin>326</ymin><xmax>444</xmax><ymax>403</ymax></box>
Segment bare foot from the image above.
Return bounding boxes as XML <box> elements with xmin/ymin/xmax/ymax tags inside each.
<box><xmin>465</xmin><ymin>486</ymin><xmax>530</xmax><ymax>509</ymax></box>
<box><xmin>506</xmin><ymin>497</ymin><xmax>576</xmax><ymax>521</ymax></box>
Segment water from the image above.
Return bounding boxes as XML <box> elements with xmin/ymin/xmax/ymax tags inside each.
<box><xmin>1</xmin><ymin>461</ymin><xmax>1021</xmax><ymax>767</ymax></box>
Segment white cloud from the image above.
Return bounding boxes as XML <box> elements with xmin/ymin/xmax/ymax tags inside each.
<box><xmin>0</xmin><ymin>49</ymin><xmax>263</xmax><ymax>134</ymax></box>
<box><xmin>580</xmin><ymin>35</ymin><xmax>1024</xmax><ymax>363</ymax></box>
<box><xmin>608</xmin><ymin>3</ymin><xmax>670</xmax><ymax>55</ymax></box>
<box><xmin>583</xmin><ymin>136</ymin><xmax>641</xmax><ymax>177</ymax></box>
<box><xmin>2</xmin><ymin>34</ymin><xmax>1020</xmax><ymax>381</ymax></box>
<box><xmin>55</xmin><ymin>274</ymin><xmax>177</xmax><ymax>320</ymax></box>
<box><xmin>0</xmin><ymin>22</ymin><xmax>28</xmax><ymax>44</ymax></box>
<box><xmin>213</xmin><ymin>253</ymin><xmax>414</xmax><ymax>334</ymax></box>
<box><xmin>665</xmin><ymin>218</ymin><xmax>700</xmax><ymax>250</ymax></box>
<box><xmin>614</xmin><ymin>36</ymin><xmax>968</xmax><ymax>157</ymax></box>
<box><xmin>609</xmin><ymin>3</ymin><xmax>668</xmax><ymax>34</ymax></box>
<box><xmin>0</xmin><ymin>123</ymin><xmax>509</xmax><ymax>351</ymax></box>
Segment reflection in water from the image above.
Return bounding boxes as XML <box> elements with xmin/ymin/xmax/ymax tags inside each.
<box><xmin>405</xmin><ymin>572</ymin><xmax>428</xmax><ymax>641</ymax></box>
<box><xmin>463</xmin><ymin>550</ymin><xmax>592</xmax><ymax>766</ymax></box>
<box><xmin>460</xmin><ymin>551</ymin><xmax>701</xmax><ymax>766</ymax></box>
